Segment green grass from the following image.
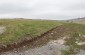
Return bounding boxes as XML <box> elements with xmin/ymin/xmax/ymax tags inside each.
<box><xmin>0</xmin><ymin>19</ymin><xmax>63</xmax><ymax>44</ymax></box>
<box><xmin>64</xmin><ymin>23</ymin><xmax>85</xmax><ymax>34</ymax></box>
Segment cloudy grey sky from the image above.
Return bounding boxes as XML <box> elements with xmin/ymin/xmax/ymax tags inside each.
<box><xmin>0</xmin><ymin>0</ymin><xmax>85</xmax><ymax>20</ymax></box>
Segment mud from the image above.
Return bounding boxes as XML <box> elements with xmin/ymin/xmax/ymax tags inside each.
<box><xmin>1</xmin><ymin>38</ymin><xmax>68</xmax><ymax>55</ymax></box>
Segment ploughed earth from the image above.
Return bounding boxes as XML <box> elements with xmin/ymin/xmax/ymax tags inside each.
<box><xmin>1</xmin><ymin>25</ymin><xmax>85</xmax><ymax>55</ymax></box>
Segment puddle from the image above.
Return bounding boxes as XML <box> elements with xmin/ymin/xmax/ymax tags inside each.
<box><xmin>1</xmin><ymin>37</ymin><xmax>68</xmax><ymax>55</ymax></box>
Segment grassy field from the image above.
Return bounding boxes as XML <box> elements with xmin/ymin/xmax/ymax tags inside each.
<box><xmin>64</xmin><ymin>23</ymin><xmax>85</xmax><ymax>34</ymax></box>
<box><xmin>0</xmin><ymin>19</ymin><xmax>63</xmax><ymax>45</ymax></box>
<box><xmin>0</xmin><ymin>19</ymin><xmax>85</xmax><ymax>55</ymax></box>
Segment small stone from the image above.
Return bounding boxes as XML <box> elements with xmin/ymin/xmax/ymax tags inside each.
<box><xmin>51</xmin><ymin>33</ymin><xmax>53</xmax><ymax>34</ymax></box>
<box><xmin>14</xmin><ymin>50</ymin><xmax>18</xmax><ymax>53</ymax></box>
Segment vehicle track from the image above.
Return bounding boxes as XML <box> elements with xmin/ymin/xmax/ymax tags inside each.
<box><xmin>0</xmin><ymin>24</ymin><xmax>75</xmax><ymax>54</ymax></box>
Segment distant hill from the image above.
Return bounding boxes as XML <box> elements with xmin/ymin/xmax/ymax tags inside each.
<box><xmin>66</xmin><ymin>17</ymin><xmax>85</xmax><ymax>22</ymax></box>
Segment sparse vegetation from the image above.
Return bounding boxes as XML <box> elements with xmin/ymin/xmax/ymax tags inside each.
<box><xmin>59</xmin><ymin>23</ymin><xmax>85</xmax><ymax>55</ymax></box>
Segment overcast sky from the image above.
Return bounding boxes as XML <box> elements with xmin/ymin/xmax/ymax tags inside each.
<box><xmin>0</xmin><ymin>0</ymin><xmax>85</xmax><ymax>20</ymax></box>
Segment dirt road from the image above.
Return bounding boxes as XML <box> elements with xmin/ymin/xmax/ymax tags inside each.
<box><xmin>1</xmin><ymin>39</ymin><xmax>68</xmax><ymax>55</ymax></box>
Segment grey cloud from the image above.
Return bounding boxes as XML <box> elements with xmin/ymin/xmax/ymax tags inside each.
<box><xmin>63</xmin><ymin>3</ymin><xmax>85</xmax><ymax>11</ymax></box>
<box><xmin>0</xmin><ymin>0</ymin><xmax>85</xmax><ymax>20</ymax></box>
<box><xmin>0</xmin><ymin>4</ymin><xmax>32</xmax><ymax>14</ymax></box>
<box><xmin>34</xmin><ymin>13</ymin><xmax>82</xmax><ymax>20</ymax></box>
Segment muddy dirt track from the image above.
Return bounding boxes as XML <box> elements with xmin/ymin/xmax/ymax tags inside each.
<box><xmin>0</xmin><ymin>25</ymin><xmax>78</xmax><ymax>55</ymax></box>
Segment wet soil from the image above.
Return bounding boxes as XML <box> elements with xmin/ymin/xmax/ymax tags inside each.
<box><xmin>1</xmin><ymin>39</ymin><xmax>68</xmax><ymax>55</ymax></box>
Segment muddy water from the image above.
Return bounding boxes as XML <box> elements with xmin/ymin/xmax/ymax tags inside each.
<box><xmin>1</xmin><ymin>39</ymin><xmax>68</xmax><ymax>55</ymax></box>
